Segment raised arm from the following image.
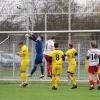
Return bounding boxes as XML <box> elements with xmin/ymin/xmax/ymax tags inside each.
<box><xmin>29</xmin><ymin>34</ymin><xmax>37</xmax><ymax>42</ymax></box>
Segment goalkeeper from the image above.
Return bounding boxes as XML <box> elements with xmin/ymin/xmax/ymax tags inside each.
<box><xmin>27</xmin><ymin>33</ymin><xmax>44</xmax><ymax>78</ymax></box>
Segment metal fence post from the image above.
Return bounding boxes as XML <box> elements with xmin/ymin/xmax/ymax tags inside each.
<box><xmin>44</xmin><ymin>13</ymin><xmax>47</xmax><ymax>79</ymax></box>
<box><xmin>31</xmin><ymin>41</ymin><xmax>34</xmax><ymax>69</ymax></box>
<box><xmin>77</xmin><ymin>43</ymin><xmax>81</xmax><ymax>80</ymax></box>
<box><xmin>12</xmin><ymin>43</ymin><xmax>15</xmax><ymax>78</ymax></box>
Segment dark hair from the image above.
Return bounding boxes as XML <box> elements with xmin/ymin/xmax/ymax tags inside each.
<box><xmin>51</xmin><ymin>36</ymin><xmax>55</xmax><ymax>40</ymax></box>
<box><xmin>54</xmin><ymin>43</ymin><xmax>59</xmax><ymax>48</ymax></box>
<box><xmin>69</xmin><ymin>43</ymin><xmax>73</xmax><ymax>49</ymax></box>
<box><xmin>91</xmin><ymin>41</ymin><xmax>97</xmax><ymax>48</ymax></box>
<box><xmin>19</xmin><ymin>41</ymin><xmax>24</xmax><ymax>45</ymax></box>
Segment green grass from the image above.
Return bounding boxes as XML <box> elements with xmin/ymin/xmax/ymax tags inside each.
<box><xmin>0</xmin><ymin>81</ymin><xmax>100</xmax><ymax>100</ymax></box>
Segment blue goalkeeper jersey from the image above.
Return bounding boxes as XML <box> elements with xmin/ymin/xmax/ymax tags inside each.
<box><xmin>29</xmin><ymin>35</ymin><xmax>43</xmax><ymax>55</ymax></box>
<box><xmin>35</xmin><ymin>40</ymin><xmax>43</xmax><ymax>54</ymax></box>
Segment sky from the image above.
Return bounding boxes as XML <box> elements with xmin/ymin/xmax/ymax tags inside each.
<box><xmin>76</xmin><ymin>0</ymin><xmax>87</xmax><ymax>5</ymax></box>
<box><xmin>76</xmin><ymin>0</ymin><xmax>99</xmax><ymax>5</ymax></box>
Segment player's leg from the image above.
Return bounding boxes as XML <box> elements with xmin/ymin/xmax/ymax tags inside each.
<box><xmin>68</xmin><ymin>73</ymin><xmax>77</xmax><ymax>89</ymax></box>
<box><xmin>88</xmin><ymin>74</ymin><xmax>95</xmax><ymax>90</ymax></box>
<box><xmin>39</xmin><ymin>62</ymin><xmax>44</xmax><ymax>78</ymax></box>
<box><xmin>29</xmin><ymin>56</ymin><xmax>39</xmax><ymax>77</ymax></box>
<box><xmin>47</xmin><ymin>63</ymin><xmax>52</xmax><ymax>77</ymax></box>
<box><xmin>20</xmin><ymin>60</ymin><xmax>29</xmax><ymax>87</ymax></box>
<box><xmin>98</xmin><ymin>67</ymin><xmax>100</xmax><ymax>80</ymax></box>
<box><xmin>51</xmin><ymin>75</ymin><xmax>56</xmax><ymax>89</ymax></box>
<box><xmin>39</xmin><ymin>55</ymin><xmax>44</xmax><ymax>78</ymax></box>
<box><xmin>30</xmin><ymin>64</ymin><xmax>38</xmax><ymax>77</ymax></box>
<box><xmin>54</xmin><ymin>75</ymin><xmax>60</xmax><ymax>90</ymax></box>
<box><xmin>54</xmin><ymin>66</ymin><xmax>62</xmax><ymax>89</ymax></box>
<box><xmin>94</xmin><ymin>67</ymin><xmax>100</xmax><ymax>90</ymax></box>
<box><xmin>51</xmin><ymin>67</ymin><xmax>56</xmax><ymax>90</ymax></box>
<box><xmin>88</xmin><ymin>67</ymin><xmax>95</xmax><ymax>90</ymax></box>
<box><xmin>67</xmin><ymin>65</ymin><xmax>77</xmax><ymax>89</ymax></box>
<box><xmin>44</xmin><ymin>55</ymin><xmax>52</xmax><ymax>77</ymax></box>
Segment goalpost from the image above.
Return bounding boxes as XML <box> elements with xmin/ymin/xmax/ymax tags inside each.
<box><xmin>0</xmin><ymin>30</ymin><xmax>100</xmax><ymax>82</ymax></box>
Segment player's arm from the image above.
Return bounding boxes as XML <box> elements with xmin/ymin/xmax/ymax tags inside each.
<box><xmin>74</xmin><ymin>49</ymin><xmax>78</xmax><ymax>56</ymax></box>
<box><xmin>75</xmin><ymin>52</ymin><xmax>78</xmax><ymax>56</ymax></box>
<box><xmin>28</xmin><ymin>34</ymin><xmax>37</xmax><ymax>42</ymax></box>
<box><xmin>85</xmin><ymin>57</ymin><xmax>89</xmax><ymax>70</ymax></box>
<box><xmin>65</xmin><ymin>51</ymin><xmax>69</xmax><ymax>57</ymax></box>
<box><xmin>16</xmin><ymin>52</ymin><xmax>21</xmax><ymax>56</ymax></box>
<box><xmin>21</xmin><ymin>50</ymin><xmax>27</xmax><ymax>57</ymax></box>
<box><xmin>85</xmin><ymin>51</ymin><xmax>89</xmax><ymax>70</ymax></box>
<box><xmin>17</xmin><ymin>50</ymin><xmax>27</xmax><ymax>57</ymax></box>
<box><xmin>62</xmin><ymin>53</ymin><xmax>66</xmax><ymax>61</ymax></box>
<box><xmin>97</xmin><ymin>54</ymin><xmax>100</xmax><ymax>65</ymax></box>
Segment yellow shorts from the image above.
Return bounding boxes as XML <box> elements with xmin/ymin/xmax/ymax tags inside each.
<box><xmin>52</xmin><ymin>65</ymin><xmax>62</xmax><ymax>75</ymax></box>
<box><xmin>67</xmin><ymin>63</ymin><xmax>76</xmax><ymax>74</ymax></box>
<box><xmin>21</xmin><ymin>59</ymin><xmax>29</xmax><ymax>72</ymax></box>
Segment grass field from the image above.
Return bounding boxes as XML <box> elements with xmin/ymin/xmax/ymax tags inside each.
<box><xmin>0</xmin><ymin>81</ymin><xmax>100</xmax><ymax>100</ymax></box>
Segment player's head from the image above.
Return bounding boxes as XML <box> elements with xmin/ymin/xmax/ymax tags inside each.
<box><xmin>90</xmin><ymin>41</ymin><xmax>97</xmax><ymax>48</ymax></box>
<box><xmin>54</xmin><ymin>43</ymin><xmax>59</xmax><ymax>49</ymax></box>
<box><xmin>19</xmin><ymin>42</ymin><xmax>24</xmax><ymax>48</ymax></box>
<box><xmin>51</xmin><ymin>36</ymin><xmax>55</xmax><ymax>41</ymax></box>
<box><xmin>51</xmin><ymin>36</ymin><xmax>55</xmax><ymax>40</ymax></box>
<box><xmin>37</xmin><ymin>35</ymin><xmax>44</xmax><ymax>41</ymax></box>
<box><xmin>68</xmin><ymin>43</ymin><xmax>73</xmax><ymax>49</ymax></box>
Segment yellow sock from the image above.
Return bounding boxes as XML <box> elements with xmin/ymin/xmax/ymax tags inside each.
<box><xmin>73</xmin><ymin>76</ymin><xmax>77</xmax><ymax>85</ymax></box>
<box><xmin>51</xmin><ymin>76</ymin><xmax>55</xmax><ymax>87</ymax></box>
<box><xmin>70</xmin><ymin>75</ymin><xmax>77</xmax><ymax>86</ymax></box>
<box><xmin>21</xmin><ymin>72</ymin><xmax>27</xmax><ymax>82</ymax></box>
<box><xmin>55</xmin><ymin>76</ymin><xmax>60</xmax><ymax>88</ymax></box>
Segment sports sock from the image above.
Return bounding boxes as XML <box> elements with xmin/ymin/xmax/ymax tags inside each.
<box><xmin>40</xmin><ymin>65</ymin><xmax>44</xmax><ymax>75</ymax></box>
<box><xmin>51</xmin><ymin>76</ymin><xmax>55</xmax><ymax>87</ymax></box>
<box><xmin>47</xmin><ymin>63</ymin><xmax>52</xmax><ymax>76</ymax></box>
<box><xmin>96</xmin><ymin>80</ymin><xmax>100</xmax><ymax>86</ymax></box>
<box><xmin>21</xmin><ymin>72</ymin><xmax>27</xmax><ymax>81</ymax></box>
<box><xmin>89</xmin><ymin>80</ymin><xmax>94</xmax><ymax>87</ymax></box>
<box><xmin>55</xmin><ymin>76</ymin><xmax>60</xmax><ymax>88</ymax></box>
<box><xmin>70</xmin><ymin>75</ymin><xmax>77</xmax><ymax>86</ymax></box>
<box><xmin>31</xmin><ymin>66</ymin><xmax>37</xmax><ymax>75</ymax></box>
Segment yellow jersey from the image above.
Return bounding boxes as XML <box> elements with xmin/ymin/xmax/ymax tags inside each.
<box><xmin>21</xmin><ymin>45</ymin><xmax>29</xmax><ymax>60</ymax></box>
<box><xmin>50</xmin><ymin>49</ymin><xmax>64</xmax><ymax>66</ymax></box>
<box><xmin>65</xmin><ymin>48</ymin><xmax>77</xmax><ymax>64</ymax></box>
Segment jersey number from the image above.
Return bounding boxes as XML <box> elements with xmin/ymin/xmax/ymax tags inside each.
<box><xmin>56</xmin><ymin>54</ymin><xmax>59</xmax><ymax>61</ymax></box>
<box><xmin>91</xmin><ymin>54</ymin><xmax>97</xmax><ymax>60</ymax></box>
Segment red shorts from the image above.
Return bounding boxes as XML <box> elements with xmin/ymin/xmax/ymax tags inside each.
<box><xmin>44</xmin><ymin>55</ymin><xmax>52</xmax><ymax>63</ymax></box>
<box><xmin>88</xmin><ymin>66</ymin><xmax>98</xmax><ymax>74</ymax></box>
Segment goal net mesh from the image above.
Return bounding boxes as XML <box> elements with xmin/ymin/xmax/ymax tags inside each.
<box><xmin>0</xmin><ymin>31</ymin><xmax>100</xmax><ymax>81</ymax></box>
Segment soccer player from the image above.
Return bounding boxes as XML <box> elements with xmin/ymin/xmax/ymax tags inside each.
<box><xmin>44</xmin><ymin>36</ymin><xmax>55</xmax><ymax>77</ymax></box>
<box><xmin>27</xmin><ymin>33</ymin><xmax>44</xmax><ymax>78</ymax></box>
<box><xmin>49</xmin><ymin>43</ymin><xmax>64</xmax><ymax>90</ymax></box>
<box><xmin>17</xmin><ymin>42</ymin><xmax>29</xmax><ymax>87</ymax></box>
<box><xmin>85</xmin><ymin>41</ymin><xmax>100</xmax><ymax>90</ymax></box>
<box><xmin>65</xmin><ymin>43</ymin><xmax>78</xmax><ymax>89</ymax></box>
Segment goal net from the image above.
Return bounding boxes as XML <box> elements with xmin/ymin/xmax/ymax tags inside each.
<box><xmin>0</xmin><ymin>30</ymin><xmax>100</xmax><ymax>82</ymax></box>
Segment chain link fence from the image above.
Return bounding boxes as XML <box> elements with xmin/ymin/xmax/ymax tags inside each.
<box><xmin>0</xmin><ymin>32</ymin><xmax>100</xmax><ymax>81</ymax></box>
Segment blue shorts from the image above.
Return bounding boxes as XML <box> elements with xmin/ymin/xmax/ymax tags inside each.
<box><xmin>35</xmin><ymin>54</ymin><xmax>43</xmax><ymax>64</ymax></box>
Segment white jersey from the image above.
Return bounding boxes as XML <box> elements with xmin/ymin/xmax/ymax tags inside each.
<box><xmin>87</xmin><ymin>48</ymin><xmax>100</xmax><ymax>66</ymax></box>
<box><xmin>44</xmin><ymin>39</ymin><xmax>54</xmax><ymax>55</ymax></box>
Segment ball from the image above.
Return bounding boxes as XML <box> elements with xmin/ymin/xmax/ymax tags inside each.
<box><xmin>17</xmin><ymin>4</ymin><xmax>22</xmax><ymax>9</ymax></box>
